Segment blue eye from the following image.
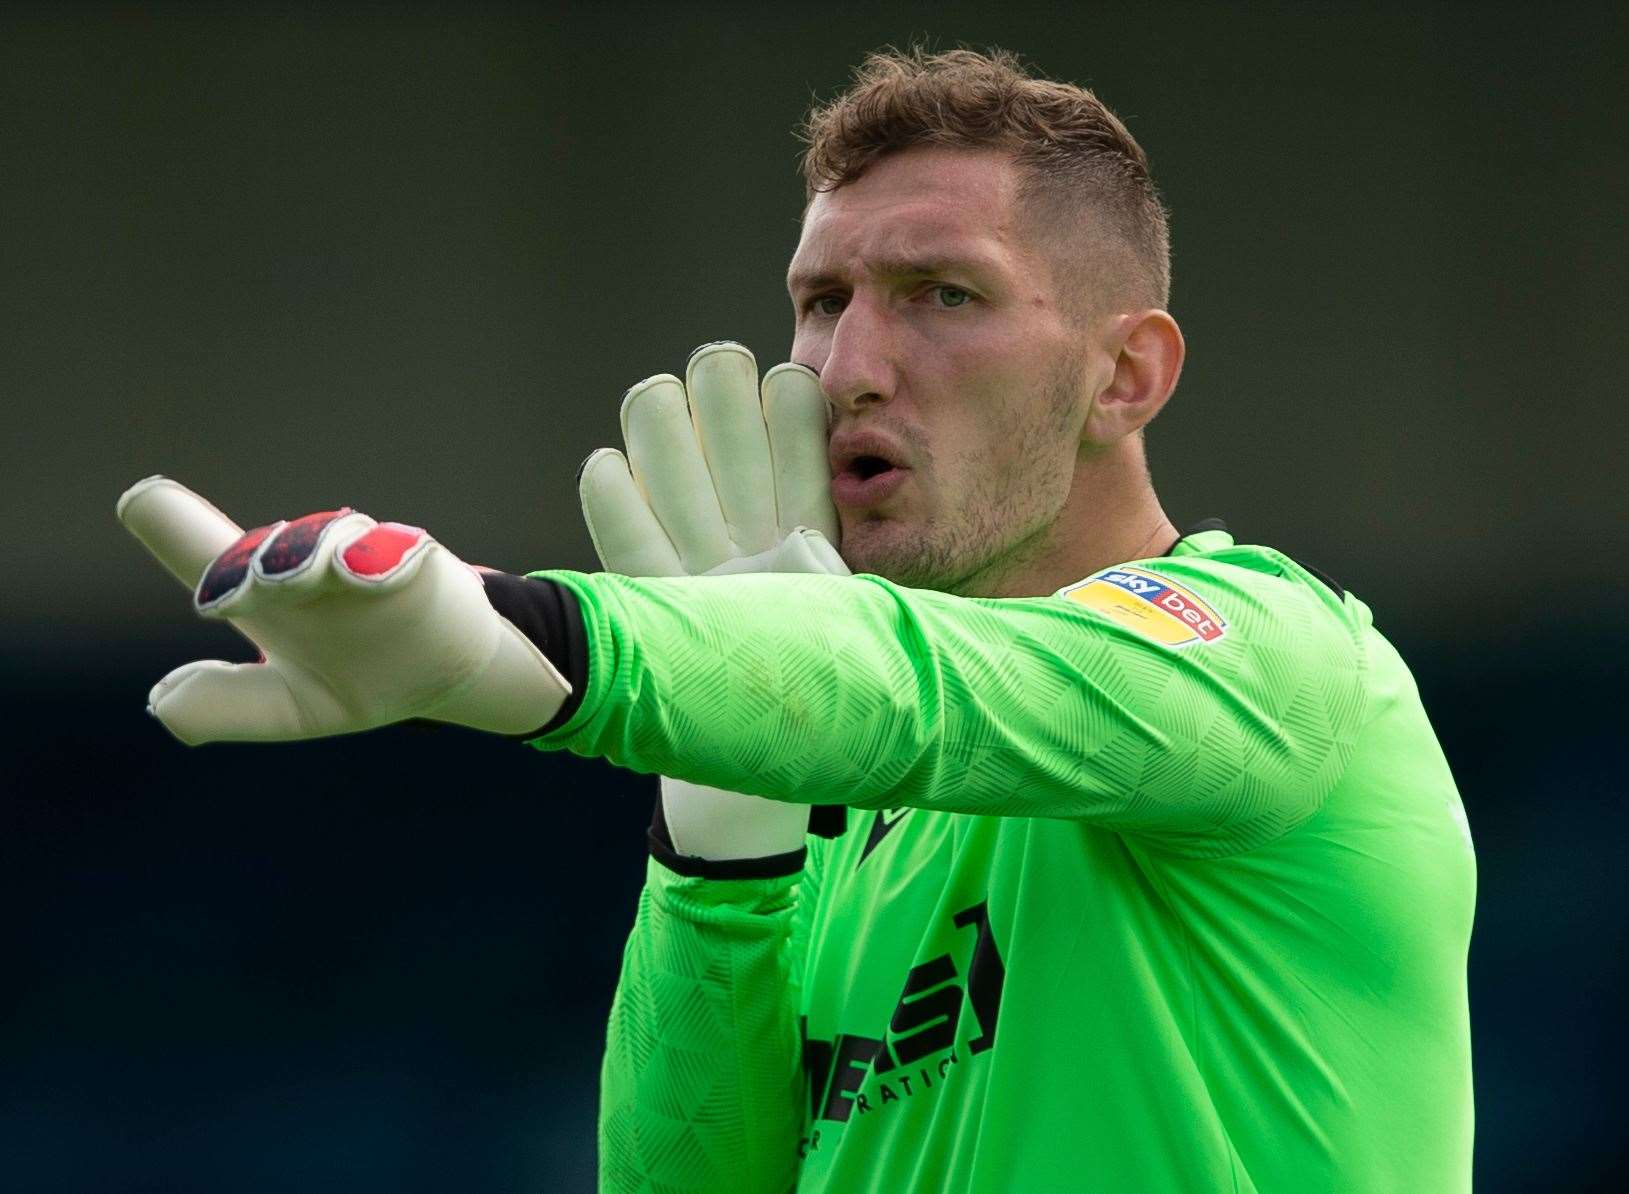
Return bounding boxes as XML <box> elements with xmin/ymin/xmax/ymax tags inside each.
<box><xmin>811</xmin><ymin>296</ymin><xmax>845</xmax><ymax>317</ymax></box>
<box><xmin>934</xmin><ymin>286</ymin><xmax>971</xmax><ymax>308</ymax></box>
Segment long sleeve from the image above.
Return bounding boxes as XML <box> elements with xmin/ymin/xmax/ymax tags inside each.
<box><xmin>537</xmin><ymin>551</ymin><xmax>1367</xmax><ymax>858</ymax></box>
<box><xmin>598</xmin><ymin>842</ymin><xmax>823</xmax><ymax>1193</ymax></box>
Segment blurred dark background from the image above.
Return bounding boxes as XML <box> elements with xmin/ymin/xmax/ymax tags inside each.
<box><xmin>3</xmin><ymin>3</ymin><xmax>1625</xmax><ymax>1190</ymax></box>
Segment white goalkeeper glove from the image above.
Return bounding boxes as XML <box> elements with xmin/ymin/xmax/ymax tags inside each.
<box><xmin>579</xmin><ymin>341</ymin><xmax>847</xmax><ymax>861</ymax></box>
<box><xmin>119</xmin><ymin>476</ymin><xmax>571</xmax><ymax>745</ymax></box>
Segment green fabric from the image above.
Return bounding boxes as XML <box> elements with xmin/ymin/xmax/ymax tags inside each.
<box><xmin>598</xmin><ymin>860</ymin><xmax>806</xmax><ymax>1192</ymax></box>
<box><xmin>536</xmin><ymin>530</ymin><xmax>1476</xmax><ymax>1192</ymax></box>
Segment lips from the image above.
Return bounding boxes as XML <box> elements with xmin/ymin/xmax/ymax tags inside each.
<box><xmin>829</xmin><ymin>429</ymin><xmax>910</xmax><ymax>509</ymax></box>
<box><xmin>832</xmin><ymin>465</ymin><xmax>908</xmax><ymax>508</ymax></box>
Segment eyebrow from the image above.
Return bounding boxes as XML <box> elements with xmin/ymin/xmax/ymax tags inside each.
<box><xmin>787</xmin><ymin>253</ymin><xmax>998</xmax><ymax>296</ymax></box>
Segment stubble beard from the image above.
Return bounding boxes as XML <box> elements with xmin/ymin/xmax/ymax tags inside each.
<box><xmin>840</xmin><ymin>354</ymin><xmax>1087</xmax><ymax>595</ymax></box>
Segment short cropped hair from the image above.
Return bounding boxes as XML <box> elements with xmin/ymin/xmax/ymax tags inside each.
<box><xmin>800</xmin><ymin>47</ymin><xmax>1171</xmax><ymax>315</ymax></box>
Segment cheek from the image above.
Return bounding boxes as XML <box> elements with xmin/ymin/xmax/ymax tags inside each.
<box><xmin>790</xmin><ymin>325</ymin><xmax>827</xmax><ymax>372</ymax></box>
<box><xmin>916</xmin><ymin>404</ymin><xmax>1009</xmax><ymax>513</ymax></box>
<box><xmin>940</xmin><ymin>377</ymin><xmax>1071</xmax><ymax>508</ymax></box>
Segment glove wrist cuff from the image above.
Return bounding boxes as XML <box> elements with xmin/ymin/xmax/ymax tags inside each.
<box><xmin>649</xmin><ymin>795</ymin><xmax>807</xmax><ymax>880</ymax></box>
<box><xmin>478</xmin><ymin>572</ymin><xmax>590</xmax><ymax>736</ymax></box>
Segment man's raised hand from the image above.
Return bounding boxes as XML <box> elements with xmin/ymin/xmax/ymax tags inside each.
<box><xmin>579</xmin><ymin>340</ymin><xmax>845</xmax><ymax>578</ymax></box>
<box><xmin>578</xmin><ymin>342</ymin><xmax>846</xmax><ymax>862</ymax></box>
<box><xmin>118</xmin><ymin>476</ymin><xmax>570</xmax><ymax>745</ymax></box>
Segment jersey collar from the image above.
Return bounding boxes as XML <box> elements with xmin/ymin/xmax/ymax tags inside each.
<box><xmin>1165</xmin><ymin>518</ymin><xmax>1233</xmax><ymax>557</ymax></box>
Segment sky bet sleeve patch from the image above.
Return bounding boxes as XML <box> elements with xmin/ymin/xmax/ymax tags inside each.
<box><xmin>1057</xmin><ymin>566</ymin><xmax>1228</xmax><ymax>647</ymax></box>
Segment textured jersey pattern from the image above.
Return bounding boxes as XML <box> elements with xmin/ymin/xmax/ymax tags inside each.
<box><xmin>599</xmin><ymin>861</ymin><xmax>804</xmax><ymax>1193</ymax></box>
<box><xmin>541</xmin><ymin>550</ymin><xmax>1363</xmax><ymax>856</ymax></box>
<box><xmin>549</xmin><ymin>537</ymin><xmax>1475</xmax><ymax>1193</ymax></box>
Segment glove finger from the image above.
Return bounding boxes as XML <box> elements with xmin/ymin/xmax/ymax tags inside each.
<box><xmin>199</xmin><ymin>510</ymin><xmax>375</xmax><ymax>616</ymax></box>
<box><xmin>579</xmin><ymin>447</ymin><xmax>686</xmax><ymax>576</ymax></box>
<box><xmin>253</xmin><ymin>508</ymin><xmax>354</xmax><ymax>583</ymax></box>
<box><xmin>195</xmin><ymin>521</ymin><xmax>283</xmax><ymax>611</ymax></box>
<box><xmin>148</xmin><ymin>659</ymin><xmax>308</xmax><ymax>744</ymax></box>
<box><xmin>620</xmin><ymin>373</ymin><xmax>735</xmax><ymax>573</ymax></box>
<box><xmin>334</xmin><ymin>519</ymin><xmax>435</xmax><ymax>589</ymax></box>
<box><xmin>686</xmin><ymin>342</ymin><xmax>777</xmax><ymax>554</ymax></box>
<box><xmin>117</xmin><ymin>475</ymin><xmax>245</xmax><ymax>589</ymax></box>
<box><xmin>761</xmin><ymin>363</ymin><xmax>839</xmax><ymax>542</ymax></box>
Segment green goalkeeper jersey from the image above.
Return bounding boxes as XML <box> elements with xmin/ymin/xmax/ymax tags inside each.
<box><xmin>535</xmin><ymin>526</ymin><xmax>1475</xmax><ymax>1193</ymax></box>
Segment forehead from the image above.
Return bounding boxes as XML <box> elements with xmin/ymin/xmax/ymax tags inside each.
<box><xmin>789</xmin><ymin>147</ymin><xmax>1027</xmax><ymax>284</ymax></box>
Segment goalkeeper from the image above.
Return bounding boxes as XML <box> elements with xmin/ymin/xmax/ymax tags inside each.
<box><xmin>119</xmin><ymin>47</ymin><xmax>1474</xmax><ymax>1194</ymax></box>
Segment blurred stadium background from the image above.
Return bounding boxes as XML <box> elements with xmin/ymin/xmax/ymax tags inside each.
<box><xmin>3</xmin><ymin>3</ymin><xmax>1624</xmax><ymax>1190</ymax></box>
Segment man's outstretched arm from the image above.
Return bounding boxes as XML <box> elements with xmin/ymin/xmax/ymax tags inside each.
<box><xmin>122</xmin><ymin>475</ymin><xmax>1364</xmax><ymax>856</ymax></box>
<box><xmin>534</xmin><ymin>559</ymin><xmax>1368</xmax><ymax>857</ymax></box>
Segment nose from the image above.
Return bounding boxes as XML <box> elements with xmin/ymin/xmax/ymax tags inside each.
<box><xmin>815</xmin><ymin>300</ymin><xmax>896</xmax><ymax>415</ymax></box>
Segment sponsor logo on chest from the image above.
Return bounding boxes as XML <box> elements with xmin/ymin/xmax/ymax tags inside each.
<box><xmin>799</xmin><ymin>898</ymin><xmax>1006</xmax><ymax>1158</ymax></box>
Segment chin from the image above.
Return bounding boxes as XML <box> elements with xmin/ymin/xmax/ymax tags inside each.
<box><xmin>835</xmin><ymin>516</ymin><xmax>903</xmax><ymax>579</ymax></box>
<box><xmin>838</xmin><ymin>517</ymin><xmax>944</xmax><ymax>588</ymax></box>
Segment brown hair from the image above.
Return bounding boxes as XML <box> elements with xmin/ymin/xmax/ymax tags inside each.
<box><xmin>800</xmin><ymin>47</ymin><xmax>1170</xmax><ymax>314</ymax></box>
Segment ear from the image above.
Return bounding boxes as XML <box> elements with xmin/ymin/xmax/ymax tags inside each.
<box><xmin>1083</xmin><ymin>310</ymin><xmax>1185</xmax><ymax>447</ymax></box>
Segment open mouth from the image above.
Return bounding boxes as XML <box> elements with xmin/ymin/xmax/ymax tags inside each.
<box><xmin>829</xmin><ymin>429</ymin><xmax>912</xmax><ymax>508</ymax></box>
<box><xmin>831</xmin><ymin>453</ymin><xmax>909</xmax><ymax>508</ymax></box>
<box><xmin>849</xmin><ymin>455</ymin><xmax>894</xmax><ymax>481</ymax></box>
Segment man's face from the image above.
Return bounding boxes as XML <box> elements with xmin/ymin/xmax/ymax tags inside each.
<box><xmin>788</xmin><ymin>146</ymin><xmax>1095</xmax><ymax>593</ymax></box>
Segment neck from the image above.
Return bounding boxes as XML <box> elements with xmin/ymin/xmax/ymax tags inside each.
<box><xmin>953</xmin><ymin>442</ymin><xmax>1178</xmax><ymax>599</ymax></box>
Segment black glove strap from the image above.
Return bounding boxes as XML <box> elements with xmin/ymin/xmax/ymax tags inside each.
<box><xmin>479</xmin><ymin>572</ymin><xmax>589</xmax><ymax>737</ymax></box>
